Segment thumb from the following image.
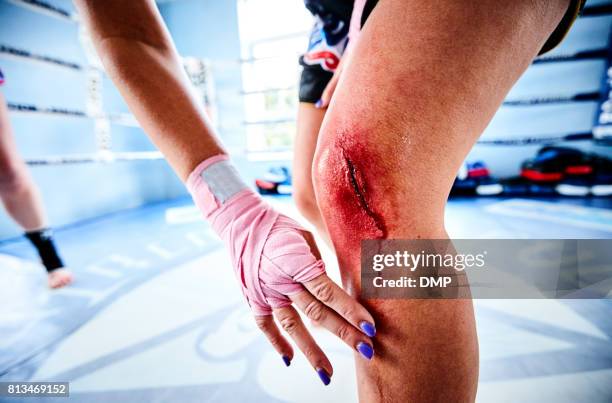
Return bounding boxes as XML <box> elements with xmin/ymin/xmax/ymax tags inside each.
<box><xmin>317</xmin><ymin>72</ymin><xmax>341</xmax><ymax>109</ymax></box>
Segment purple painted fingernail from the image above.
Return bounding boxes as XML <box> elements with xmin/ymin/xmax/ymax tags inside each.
<box><xmin>315</xmin><ymin>99</ymin><xmax>323</xmax><ymax>108</ymax></box>
<box><xmin>282</xmin><ymin>356</ymin><xmax>291</xmax><ymax>367</ymax></box>
<box><xmin>357</xmin><ymin>342</ymin><xmax>374</xmax><ymax>360</ymax></box>
<box><xmin>360</xmin><ymin>321</ymin><xmax>376</xmax><ymax>337</ymax></box>
<box><xmin>316</xmin><ymin>368</ymin><xmax>331</xmax><ymax>385</ymax></box>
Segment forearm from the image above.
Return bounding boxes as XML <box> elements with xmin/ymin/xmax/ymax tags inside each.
<box><xmin>74</xmin><ymin>0</ymin><xmax>224</xmax><ymax>180</ymax></box>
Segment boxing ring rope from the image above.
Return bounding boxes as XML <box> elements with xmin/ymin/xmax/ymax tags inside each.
<box><xmin>17</xmin><ymin>36</ymin><xmax>599</xmax><ymax>110</ymax></box>
<box><xmin>581</xmin><ymin>3</ymin><xmax>612</xmax><ymax>17</ymax></box>
<box><xmin>2</xmin><ymin>0</ymin><xmax>217</xmax><ymax>166</ymax></box>
<box><xmin>503</xmin><ymin>91</ymin><xmax>603</xmax><ymax>106</ymax></box>
<box><xmin>0</xmin><ymin>45</ymin><xmax>83</xmax><ymax>71</ymax></box>
<box><xmin>6</xmin><ymin>0</ymin><xmax>77</xmax><ymax>22</ymax></box>
<box><xmin>476</xmin><ymin>131</ymin><xmax>594</xmax><ymax>146</ymax></box>
<box><xmin>7</xmin><ymin>102</ymin><xmax>139</xmax><ymax>126</ymax></box>
<box><xmin>243</xmin><ymin>117</ymin><xmax>296</xmax><ymax>126</ymax></box>
<box><xmin>239</xmin><ymin>41</ymin><xmax>612</xmax><ymax>146</ymax></box>
<box><xmin>533</xmin><ymin>48</ymin><xmax>609</xmax><ymax>64</ymax></box>
<box><xmin>241</xmin><ymin>87</ymin><xmax>604</xmax><ymax>105</ymax></box>
<box><xmin>240</xmin><ymin>85</ymin><xmax>605</xmax><ymax>107</ymax></box>
<box><xmin>241</xmin><ymin>85</ymin><xmax>296</xmax><ymax>96</ymax></box>
<box><xmin>25</xmin><ymin>151</ymin><xmax>164</xmax><ymax>166</ymax></box>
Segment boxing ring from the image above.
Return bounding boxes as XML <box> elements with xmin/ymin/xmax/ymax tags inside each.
<box><xmin>0</xmin><ymin>0</ymin><xmax>611</xmax><ymax>402</ymax></box>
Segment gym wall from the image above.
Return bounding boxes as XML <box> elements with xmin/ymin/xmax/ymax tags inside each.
<box><xmin>467</xmin><ymin>0</ymin><xmax>612</xmax><ymax>175</ymax></box>
<box><xmin>0</xmin><ymin>0</ymin><xmax>249</xmax><ymax>240</ymax></box>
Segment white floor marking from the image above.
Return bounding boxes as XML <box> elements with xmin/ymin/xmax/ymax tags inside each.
<box><xmin>0</xmin><ymin>255</ymin><xmax>60</xmax><ymax>349</ymax></box>
<box><xmin>146</xmin><ymin>243</ymin><xmax>187</xmax><ymax>260</ymax></box>
<box><xmin>0</xmin><ymin>255</ymin><xmax>52</xmax><ymax>337</ymax></box>
<box><xmin>477</xmin><ymin>319</ymin><xmax>573</xmax><ymax>361</ymax></box>
<box><xmin>67</xmin><ymin>328</ymin><xmax>247</xmax><ymax>392</ymax></box>
<box><xmin>198</xmin><ymin>307</ymin><xmax>260</xmax><ymax>358</ymax></box>
<box><xmin>52</xmin><ymin>287</ymin><xmax>105</xmax><ymax>300</ymax></box>
<box><xmin>185</xmin><ymin>231</ymin><xmax>210</xmax><ymax>247</ymax></box>
<box><xmin>474</xmin><ymin>299</ymin><xmax>609</xmax><ymax>340</ymax></box>
<box><xmin>107</xmin><ymin>254</ymin><xmax>150</xmax><ymax>270</ymax></box>
<box><xmin>4</xmin><ymin>198</ymin><xmax>611</xmax><ymax>401</ymax></box>
<box><xmin>85</xmin><ymin>264</ymin><xmax>123</xmax><ymax>279</ymax></box>
<box><xmin>164</xmin><ymin>206</ymin><xmax>201</xmax><ymax>224</ymax></box>
<box><xmin>258</xmin><ymin>350</ymin><xmax>357</xmax><ymax>403</ymax></box>
<box><xmin>33</xmin><ymin>250</ymin><xmax>241</xmax><ymax>380</ymax></box>
<box><xmin>85</xmin><ymin>278</ymin><xmax>135</xmax><ymax>307</ymax></box>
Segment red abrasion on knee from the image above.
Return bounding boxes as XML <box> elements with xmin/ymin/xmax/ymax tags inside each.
<box><xmin>324</xmin><ymin>145</ymin><xmax>387</xmax><ymax>246</ymax></box>
<box><xmin>344</xmin><ymin>153</ymin><xmax>387</xmax><ymax>238</ymax></box>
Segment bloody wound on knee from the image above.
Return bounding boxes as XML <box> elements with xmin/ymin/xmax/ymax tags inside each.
<box><xmin>343</xmin><ymin>152</ymin><xmax>386</xmax><ymax>238</ymax></box>
<box><xmin>318</xmin><ymin>142</ymin><xmax>387</xmax><ymax>243</ymax></box>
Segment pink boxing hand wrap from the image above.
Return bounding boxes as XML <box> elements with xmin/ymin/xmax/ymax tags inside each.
<box><xmin>186</xmin><ymin>155</ymin><xmax>325</xmax><ymax>315</ymax></box>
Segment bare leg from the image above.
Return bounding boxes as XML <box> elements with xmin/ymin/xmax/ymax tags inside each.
<box><xmin>313</xmin><ymin>0</ymin><xmax>569</xmax><ymax>401</ymax></box>
<box><xmin>0</xmin><ymin>93</ymin><xmax>72</xmax><ymax>288</ymax></box>
<box><xmin>292</xmin><ymin>103</ymin><xmax>331</xmax><ymax>246</ymax></box>
<box><xmin>0</xmin><ymin>93</ymin><xmax>46</xmax><ymax>231</ymax></box>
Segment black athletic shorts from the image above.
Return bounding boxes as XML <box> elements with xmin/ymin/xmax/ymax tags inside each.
<box><xmin>298</xmin><ymin>0</ymin><xmax>585</xmax><ymax>104</ymax></box>
<box><xmin>298</xmin><ymin>0</ymin><xmax>378</xmax><ymax>103</ymax></box>
<box><xmin>540</xmin><ymin>0</ymin><xmax>586</xmax><ymax>54</ymax></box>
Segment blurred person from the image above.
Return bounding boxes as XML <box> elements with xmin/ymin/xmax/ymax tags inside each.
<box><xmin>0</xmin><ymin>68</ymin><xmax>73</xmax><ymax>289</ymax></box>
<box><xmin>293</xmin><ymin>0</ymin><xmax>365</xmax><ymax>246</ymax></box>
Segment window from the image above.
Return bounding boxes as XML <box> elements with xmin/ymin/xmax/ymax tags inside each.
<box><xmin>237</xmin><ymin>0</ymin><xmax>312</xmax><ymax>155</ymax></box>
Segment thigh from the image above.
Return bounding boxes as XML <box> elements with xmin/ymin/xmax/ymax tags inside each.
<box><xmin>294</xmin><ymin>0</ymin><xmax>354</xmax><ymax>189</ymax></box>
<box><xmin>293</xmin><ymin>103</ymin><xmax>326</xmax><ymax>197</ymax></box>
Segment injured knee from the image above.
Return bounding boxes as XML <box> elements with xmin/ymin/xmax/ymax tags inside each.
<box><xmin>314</xmin><ymin>139</ymin><xmax>394</xmax><ymax>249</ymax></box>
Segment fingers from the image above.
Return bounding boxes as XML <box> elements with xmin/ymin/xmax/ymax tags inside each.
<box><xmin>297</xmin><ymin>229</ymin><xmax>376</xmax><ymax>338</ymax></box>
<box><xmin>316</xmin><ymin>59</ymin><xmax>343</xmax><ymax>109</ymax></box>
<box><xmin>273</xmin><ymin>305</ymin><xmax>333</xmax><ymax>385</ymax></box>
<box><xmin>303</xmin><ymin>274</ymin><xmax>376</xmax><ymax>338</ymax></box>
<box><xmin>254</xmin><ymin>315</ymin><xmax>294</xmax><ymax>367</ymax></box>
<box><xmin>290</xmin><ymin>286</ymin><xmax>374</xmax><ymax>361</ymax></box>
<box><xmin>316</xmin><ymin>72</ymin><xmax>340</xmax><ymax>109</ymax></box>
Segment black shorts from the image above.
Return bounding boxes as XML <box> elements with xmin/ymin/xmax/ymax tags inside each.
<box><xmin>0</xmin><ymin>67</ymin><xmax>4</xmax><ymax>86</ymax></box>
<box><xmin>298</xmin><ymin>0</ymin><xmax>585</xmax><ymax>104</ymax></box>
<box><xmin>298</xmin><ymin>0</ymin><xmax>378</xmax><ymax>103</ymax></box>
<box><xmin>540</xmin><ymin>0</ymin><xmax>586</xmax><ymax>55</ymax></box>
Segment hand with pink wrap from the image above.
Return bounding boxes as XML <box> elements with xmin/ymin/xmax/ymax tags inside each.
<box><xmin>73</xmin><ymin>0</ymin><xmax>376</xmax><ymax>388</ymax></box>
<box><xmin>187</xmin><ymin>154</ymin><xmax>376</xmax><ymax>385</ymax></box>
